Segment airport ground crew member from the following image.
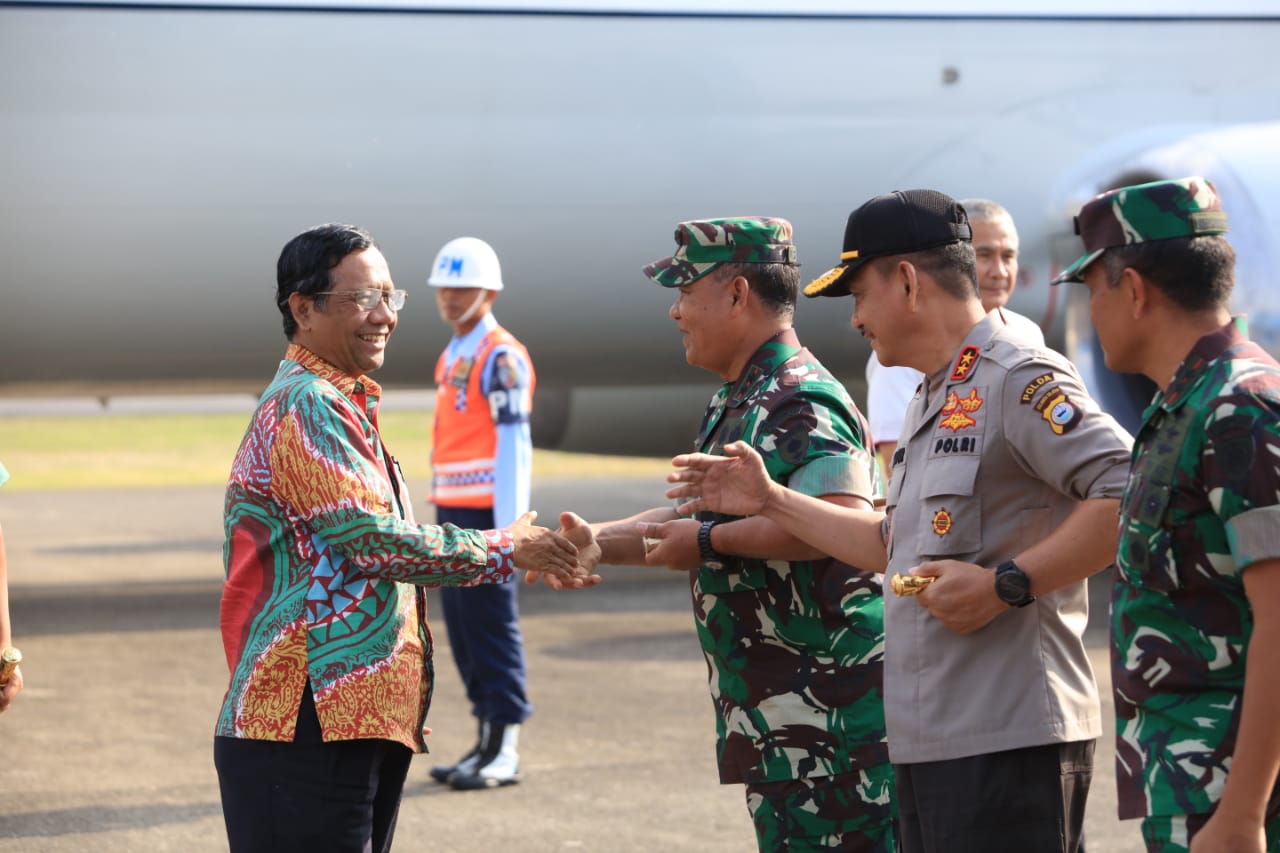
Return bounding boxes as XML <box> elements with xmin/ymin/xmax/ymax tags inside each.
<box><xmin>426</xmin><ymin>236</ymin><xmax>536</xmax><ymax>790</ymax></box>
<box><xmin>1055</xmin><ymin>176</ymin><xmax>1280</xmax><ymax>853</ymax></box>
<box><xmin>667</xmin><ymin>191</ymin><xmax>1134</xmax><ymax>853</ymax></box>
<box><xmin>547</xmin><ymin>217</ymin><xmax>896</xmax><ymax>852</ymax></box>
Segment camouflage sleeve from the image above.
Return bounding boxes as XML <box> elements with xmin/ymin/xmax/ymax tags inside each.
<box><xmin>758</xmin><ymin>387</ymin><xmax>872</xmax><ymax>501</ymax></box>
<box><xmin>1201</xmin><ymin>381</ymin><xmax>1280</xmax><ymax>572</ymax></box>
<box><xmin>1003</xmin><ymin>356</ymin><xmax>1133</xmax><ymax>501</ymax></box>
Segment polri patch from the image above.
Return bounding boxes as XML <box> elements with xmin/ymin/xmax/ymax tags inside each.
<box><xmin>933</xmin><ymin>434</ymin><xmax>980</xmax><ymax>457</ymax></box>
<box><xmin>950</xmin><ymin>346</ymin><xmax>980</xmax><ymax>382</ymax></box>
<box><xmin>1034</xmin><ymin>386</ymin><xmax>1083</xmax><ymax>435</ymax></box>
<box><xmin>1020</xmin><ymin>373</ymin><xmax>1055</xmax><ymax>404</ymax></box>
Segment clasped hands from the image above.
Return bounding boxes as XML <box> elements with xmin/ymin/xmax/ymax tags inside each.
<box><xmin>520</xmin><ymin>512</ymin><xmax>710</xmax><ymax>591</ymax></box>
<box><xmin>517</xmin><ymin>507</ymin><xmax>601</xmax><ymax>589</ymax></box>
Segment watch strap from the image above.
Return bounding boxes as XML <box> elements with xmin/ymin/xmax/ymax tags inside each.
<box><xmin>697</xmin><ymin>520</ymin><xmax>721</xmax><ymax>564</ymax></box>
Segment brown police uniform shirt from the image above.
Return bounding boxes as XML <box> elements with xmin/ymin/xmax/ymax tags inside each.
<box><xmin>882</xmin><ymin>311</ymin><xmax>1132</xmax><ymax>764</ymax></box>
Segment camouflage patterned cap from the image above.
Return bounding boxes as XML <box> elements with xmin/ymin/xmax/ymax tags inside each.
<box><xmin>1052</xmin><ymin>176</ymin><xmax>1228</xmax><ymax>285</ymax></box>
<box><xmin>642</xmin><ymin>217</ymin><xmax>799</xmax><ymax>288</ymax></box>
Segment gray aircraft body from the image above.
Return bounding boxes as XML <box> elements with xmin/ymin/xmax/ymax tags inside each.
<box><xmin>3</xmin><ymin>0</ymin><xmax>1279</xmax><ymax>452</ymax></box>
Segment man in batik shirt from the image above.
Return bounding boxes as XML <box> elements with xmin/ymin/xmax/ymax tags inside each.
<box><xmin>1055</xmin><ymin>176</ymin><xmax>1280</xmax><ymax>852</ymax></box>
<box><xmin>552</xmin><ymin>217</ymin><xmax>894</xmax><ymax>852</ymax></box>
<box><xmin>214</xmin><ymin>223</ymin><xmax>585</xmax><ymax>853</ymax></box>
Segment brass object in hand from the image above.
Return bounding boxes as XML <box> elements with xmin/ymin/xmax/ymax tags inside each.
<box><xmin>0</xmin><ymin>647</ymin><xmax>22</xmax><ymax>684</ymax></box>
<box><xmin>890</xmin><ymin>574</ymin><xmax>935</xmax><ymax>597</ymax></box>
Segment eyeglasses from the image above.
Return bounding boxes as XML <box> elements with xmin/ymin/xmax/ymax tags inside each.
<box><xmin>311</xmin><ymin>288</ymin><xmax>407</xmax><ymax>312</ymax></box>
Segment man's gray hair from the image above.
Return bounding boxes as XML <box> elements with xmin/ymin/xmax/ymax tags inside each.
<box><xmin>957</xmin><ymin>198</ymin><xmax>1013</xmax><ymax>227</ymax></box>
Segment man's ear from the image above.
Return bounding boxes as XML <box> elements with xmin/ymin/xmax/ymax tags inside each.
<box><xmin>898</xmin><ymin>261</ymin><xmax>920</xmax><ymax>312</ymax></box>
<box><xmin>728</xmin><ymin>274</ymin><xmax>750</xmax><ymax>309</ymax></box>
<box><xmin>288</xmin><ymin>292</ymin><xmax>313</xmax><ymax>332</ymax></box>
<box><xmin>1121</xmin><ymin>267</ymin><xmax>1149</xmax><ymax>320</ymax></box>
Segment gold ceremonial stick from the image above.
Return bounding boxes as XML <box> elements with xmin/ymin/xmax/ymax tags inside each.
<box><xmin>889</xmin><ymin>574</ymin><xmax>936</xmax><ymax>597</ymax></box>
<box><xmin>0</xmin><ymin>647</ymin><xmax>22</xmax><ymax>684</ymax></box>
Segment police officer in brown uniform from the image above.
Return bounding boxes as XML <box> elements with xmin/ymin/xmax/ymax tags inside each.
<box><xmin>667</xmin><ymin>190</ymin><xmax>1134</xmax><ymax>853</ymax></box>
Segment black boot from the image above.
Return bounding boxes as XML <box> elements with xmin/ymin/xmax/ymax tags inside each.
<box><xmin>429</xmin><ymin>721</ymin><xmax>486</xmax><ymax>783</ymax></box>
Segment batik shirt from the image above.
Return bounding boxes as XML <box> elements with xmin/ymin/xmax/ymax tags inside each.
<box><xmin>217</xmin><ymin>344</ymin><xmax>517</xmax><ymax>751</ymax></box>
<box><xmin>1113</xmin><ymin>317</ymin><xmax>1280</xmax><ymax>819</ymax></box>
<box><xmin>691</xmin><ymin>329</ymin><xmax>890</xmax><ymax>786</ymax></box>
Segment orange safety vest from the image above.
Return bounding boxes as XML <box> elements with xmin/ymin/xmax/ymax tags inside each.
<box><xmin>431</xmin><ymin>325</ymin><xmax>535</xmax><ymax>508</ymax></box>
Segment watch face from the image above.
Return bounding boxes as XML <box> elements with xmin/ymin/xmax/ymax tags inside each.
<box><xmin>996</xmin><ymin>566</ymin><xmax>1031</xmax><ymax>604</ymax></box>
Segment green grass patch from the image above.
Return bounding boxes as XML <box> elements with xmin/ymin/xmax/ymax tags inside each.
<box><xmin>1</xmin><ymin>411</ymin><xmax>671</xmax><ymax>491</ymax></box>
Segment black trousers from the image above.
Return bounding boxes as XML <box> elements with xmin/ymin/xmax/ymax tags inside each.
<box><xmin>895</xmin><ymin>739</ymin><xmax>1094</xmax><ymax>853</ymax></box>
<box><xmin>214</xmin><ymin>684</ymin><xmax>414</xmax><ymax>853</ymax></box>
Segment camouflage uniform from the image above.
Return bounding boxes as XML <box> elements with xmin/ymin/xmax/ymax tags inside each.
<box><xmin>646</xmin><ymin>219</ymin><xmax>895</xmax><ymax>852</ymax></box>
<box><xmin>1112</xmin><ymin>318</ymin><xmax>1280</xmax><ymax>845</ymax></box>
<box><xmin>1055</xmin><ymin>177</ymin><xmax>1280</xmax><ymax>851</ymax></box>
<box><xmin>694</xmin><ymin>329</ymin><xmax>894</xmax><ymax>851</ymax></box>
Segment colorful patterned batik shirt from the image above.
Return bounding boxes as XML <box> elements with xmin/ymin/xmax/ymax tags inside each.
<box><xmin>691</xmin><ymin>329</ymin><xmax>890</xmax><ymax>788</ymax></box>
<box><xmin>217</xmin><ymin>344</ymin><xmax>517</xmax><ymax>751</ymax></box>
<box><xmin>1113</xmin><ymin>317</ymin><xmax>1280</xmax><ymax>820</ymax></box>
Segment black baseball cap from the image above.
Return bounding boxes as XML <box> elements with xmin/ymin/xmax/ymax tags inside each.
<box><xmin>804</xmin><ymin>189</ymin><xmax>973</xmax><ymax>298</ymax></box>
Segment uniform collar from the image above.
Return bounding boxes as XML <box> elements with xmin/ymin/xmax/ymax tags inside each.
<box><xmin>1147</xmin><ymin>316</ymin><xmax>1249</xmax><ymax>417</ymax></box>
<box><xmin>925</xmin><ymin>310</ymin><xmax>1002</xmax><ymax>400</ymax></box>
<box><xmin>723</xmin><ymin>328</ymin><xmax>803</xmax><ymax>408</ymax></box>
<box><xmin>284</xmin><ymin>342</ymin><xmax>383</xmax><ymax>408</ymax></box>
<box><xmin>447</xmin><ymin>312</ymin><xmax>498</xmax><ymax>361</ymax></box>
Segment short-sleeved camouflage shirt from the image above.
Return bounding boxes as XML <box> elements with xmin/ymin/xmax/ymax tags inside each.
<box><xmin>690</xmin><ymin>329</ymin><xmax>890</xmax><ymax>786</ymax></box>
<box><xmin>1113</xmin><ymin>317</ymin><xmax>1280</xmax><ymax>820</ymax></box>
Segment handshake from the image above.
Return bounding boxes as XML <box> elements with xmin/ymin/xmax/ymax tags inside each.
<box><xmin>509</xmin><ymin>508</ymin><xmax>714</xmax><ymax>591</ymax></box>
<box><xmin>507</xmin><ymin>510</ymin><xmax>603</xmax><ymax>590</ymax></box>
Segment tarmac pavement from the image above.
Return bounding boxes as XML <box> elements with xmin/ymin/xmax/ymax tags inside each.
<box><xmin>0</xmin><ymin>476</ymin><xmax>1145</xmax><ymax>852</ymax></box>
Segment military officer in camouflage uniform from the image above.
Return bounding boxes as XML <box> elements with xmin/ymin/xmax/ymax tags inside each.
<box><xmin>1054</xmin><ymin>177</ymin><xmax>1280</xmax><ymax>853</ymax></box>
<box><xmin>666</xmin><ymin>191</ymin><xmax>1134</xmax><ymax>853</ymax></box>
<box><xmin>557</xmin><ymin>217</ymin><xmax>895</xmax><ymax>851</ymax></box>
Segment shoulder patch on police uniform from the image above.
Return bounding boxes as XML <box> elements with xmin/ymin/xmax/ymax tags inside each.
<box><xmin>939</xmin><ymin>388</ymin><xmax>984</xmax><ymax>432</ymax></box>
<box><xmin>1020</xmin><ymin>372</ymin><xmax>1055</xmax><ymax>404</ymax></box>
<box><xmin>950</xmin><ymin>346</ymin><xmax>980</xmax><ymax>382</ymax></box>
<box><xmin>1033</xmin><ymin>385</ymin><xmax>1083</xmax><ymax>435</ymax></box>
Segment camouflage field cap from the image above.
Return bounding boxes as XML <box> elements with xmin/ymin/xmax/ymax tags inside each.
<box><xmin>642</xmin><ymin>217</ymin><xmax>799</xmax><ymax>288</ymax></box>
<box><xmin>1052</xmin><ymin>176</ymin><xmax>1228</xmax><ymax>285</ymax></box>
<box><xmin>805</xmin><ymin>189</ymin><xmax>972</xmax><ymax>298</ymax></box>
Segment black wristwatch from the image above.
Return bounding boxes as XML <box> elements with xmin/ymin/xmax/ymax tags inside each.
<box><xmin>994</xmin><ymin>559</ymin><xmax>1035</xmax><ymax>607</ymax></box>
<box><xmin>697</xmin><ymin>520</ymin><xmax>726</xmax><ymax>571</ymax></box>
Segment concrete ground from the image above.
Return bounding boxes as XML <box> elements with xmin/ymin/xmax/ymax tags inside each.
<box><xmin>0</xmin><ymin>476</ymin><xmax>1145</xmax><ymax>852</ymax></box>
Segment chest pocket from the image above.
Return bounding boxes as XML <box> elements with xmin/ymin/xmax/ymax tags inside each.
<box><xmin>1117</xmin><ymin>407</ymin><xmax>1194</xmax><ymax>591</ymax></box>
<box><xmin>918</xmin><ymin>455</ymin><xmax>983</xmax><ymax>559</ymax></box>
<box><xmin>695</xmin><ymin>407</ymin><xmax>772</xmax><ymax>592</ymax></box>
<box><xmin>1117</xmin><ymin>466</ymin><xmax>1177</xmax><ymax>590</ymax></box>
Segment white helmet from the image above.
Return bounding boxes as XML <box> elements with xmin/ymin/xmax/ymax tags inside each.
<box><xmin>427</xmin><ymin>236</ymin><xmax>504</xmax><ymax>291</ymax></box>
